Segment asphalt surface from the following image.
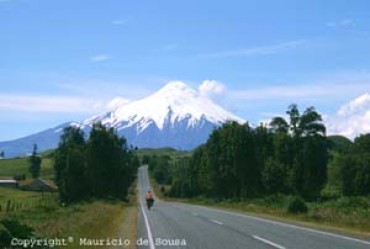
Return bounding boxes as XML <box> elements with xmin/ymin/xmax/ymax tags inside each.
<box><xmin>137</xmin><ymin>166</ymin><xmax>370</xmax><ymax>249</ymax></box>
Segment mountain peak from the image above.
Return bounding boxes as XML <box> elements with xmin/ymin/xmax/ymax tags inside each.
<box><xmin>161</xmin><ymin>81</ymin><xmax>191</xmax><ymax>91</ymax></box>
<box><xmin>0</xmin><ymin>81</ymin><xmax>246</xmax><ymax>156</ymax></box>
<box><xmin>156</xmin><ymin>81</ymin><xmax>198</xmax><ymax>98</ymax></box>
<box><xmin>87</xmin><ymin>81</ymin><xmax>245</xmax><ymax>131</ymax></box>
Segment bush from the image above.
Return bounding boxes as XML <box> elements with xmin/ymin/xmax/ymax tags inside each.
<box><xmin>287</xmin><ymin>196</ymin><xmax>308</xmax><ymax>214</ymax></box>
<box><xmin>334</xmin><ymin>197</ymin><xmax>370</xmax><ymax>212</ymax></box>
<box><xmin>0</xmin><ymin>218</ymin><xmax>35</xmax><ymax>248</ymax></box>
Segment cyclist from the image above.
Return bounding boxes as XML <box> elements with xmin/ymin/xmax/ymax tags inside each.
<box><xmin>145</xmin><ymin>190</ymin><xmax>154</xmax><ymax>210</ymax></box>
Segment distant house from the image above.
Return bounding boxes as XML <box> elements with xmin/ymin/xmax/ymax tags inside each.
<box><xmin>0</xmin><ymin>179</ymin><xmax>18</xmax><ymax>188</ymax></box>
<box><xmin>19</xmin><ymin>179</ymin><xmax>58</xmax><ymax>192</ymax></box>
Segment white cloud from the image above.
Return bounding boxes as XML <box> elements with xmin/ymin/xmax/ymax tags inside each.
<box><xmin>337</xmin><ymin>93</ymin><xmax>370</xmax><ymax>116</ymax></box>
<box><xmin>0</xmin><ymin>94</ymin><xmax>104</xmax><ymax>113</ymax></box>
<box><xmin>202</xmin><ymin>40</ymin><xmax>307</xmax><ymax>58</ymax></box>
<box><xmin>90</xmin><ymin>54</ymin><xmax>111</xmax><ymax>62</ymax></box>
<box><xmin>106</xmin><ymin>97</ymin><xmax>131</xmax><ymax>110</ymax></box>
<box><xmin>326</xmin><ymin>93</ymin><xmax>370</xmax><ymax>139</ymax></box>
<box><xmin>198</xmin><ymin>80</ymin><xmax>226</xmax><ymax>99</ymax></box>
<box><xmin>0</xmin><ymin>93</ymin><xmax>132</xmax><ymax>114</ymax></box>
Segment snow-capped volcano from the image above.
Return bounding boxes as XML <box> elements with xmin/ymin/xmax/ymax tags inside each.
<box><xmin>0</xmin><ymin>82</ymin><xmax>245</xmax><ymax>157</ymax></box>
<box><xmin>82</xmin><ymin>81</ymin><xmax>244</xmax><ymax>132</ymax></box>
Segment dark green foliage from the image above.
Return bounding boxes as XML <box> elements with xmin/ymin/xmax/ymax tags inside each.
<box><xmin>287</xmin><ymin>196</ymin><xmax>308</xmax><ymax>214</ymax></box>
<box><xmin>168</xmin><ymin>104</ymin><xmax>329</xmax><ymax>201</ymax></box>
<box><xmin>324</xmin><ymin>134</ymin><xmax>370</xmax><ymax>197</ymax></box>
<box><xmin>282</xmin><ymin>105</ymin><xmax>328</xmax><ymax>200</ymax></box>
<box><xmin>29</xmin><ymin>144</ymin><xmax>42</xmax><ymax>178</ymax></box>
<box><xmin>54</xmin><ymin>123</ymin><xmax>138</xmax><ymax>203</ymax></box>
<box><xmin>334</xmin><ymin>196</ymin><xmax>370</xmax><ymax>211</ymax></box>
<box><xmin>339</xmin><ymin>135</ymin><xmax>370</xmax><ymax>196</ymax></box>
<box><xmin>321</xmin><ymin>151</ymin><xmax>343</xmax><ymax>199</ymax></box>
<box><xmin>262</xmin><ymin>158</ymin><xmax>286</xmax><ymax>194</ymax></box>
<box><xmin>0</xmin><ymin>218</ymin><xmax>35</xmax><ymax>248</ymax></box>
<box><xmin>295</xmin><ymin>136</ymin><xmax>328</xmax><ymax>200</ymax></box>
<box><xmin>86</xmin><ymin>123</ymin><xmax>138</xmax><ymax>199</ymax></box>
<box><xmin>328</xmin><ymin>135</ymin><xmax>352</xmax><ymax>153</ymax></box>
<box><xmin>149</xmin><ymin>155</ymin><xmax>171</xmax><ymax>185</ymax></box>
<box><xmin>142</xmin><ymin>155</ymin><xmax>150</xmax><ymax>164</ymax></box>
<box><xmin>55</xmin><ymin>126</ymin><xmax>88</xmax><ymax>203</ymax></box>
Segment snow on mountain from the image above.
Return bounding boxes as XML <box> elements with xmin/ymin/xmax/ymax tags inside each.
<box><xmin>0</xmin><ymin>82</ymin><xmax>245</xmax><ymax>157</ymax></box>
<box><xmin>81</xmin><ymin>81</ymin><xmax>244</xmax><ymax>131</ymax></box>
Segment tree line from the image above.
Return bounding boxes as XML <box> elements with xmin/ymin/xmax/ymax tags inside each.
<box><xmin>156</xmin><ymin>104</ymin><xmax>370</xmax><ymax>201</ymax></box>
<box><xmin>150</xmin><ymin>104</ymin><xmax>361</xmax><ymax>201</ymax></box>
<box><xmin>324</xmin><ymin>134</ymin><xmax>370</xmax><ymax>197</ymax></box>
<box><xmin>54</xmin><ymin>123</ymin><xmax>139</xmax><ymax>204</ymax></box>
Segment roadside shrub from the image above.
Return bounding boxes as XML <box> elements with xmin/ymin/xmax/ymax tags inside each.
<box><xmin>320</xmin><ymin>185</ymin><xmax>341</xmax><ymax>201</ymax></box>
<box><xmin>0</xmin><ymin>218</ymin><xmax>35</xmax><ymax>248</ymax></box>
<box><xmin>287</xmin><ymin>196</ymin><xmax>308</xmax><ymax>214</ymax></box>
<box><xmin>262</xmin><ymin>194</ymin><xmax>287</xmax><ymax>207</ymax></box>
<box><xmin>334</xmin><ymin>197</ymin><xmax>370</xmax><ymax>212</ymax></box>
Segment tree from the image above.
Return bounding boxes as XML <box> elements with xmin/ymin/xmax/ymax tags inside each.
<box><xmin>299</xmin><ymin>107</ymin><xmax>326</xmax><ymax>137</ymax></box>
<box><xmin>54</xmin><ymin>126</ymin><xmax>87</xmax><ymax>203</ymax></box>
<box><xmin>340</xmin><ymin>134</ymin><xmax>370</xmax><ymax>196</ymax></box>
<box><xmin>286</xmin><ymin>104</ymin><xmax>301</xmax><ymax>138</ymax></box>
<box><xmin>262</xmin><ymin>157</ymin><xmax>286</xmax><ymax>194</ymax></box>
<box><xmin>321</xmin><ymin>151</ymin><xmax>343</xmax><ymax>198</ymax></box>
<box><xmin>142</xmin><ymin>155</ymin><xmax>150</xmax><ymax>165</ymax></box>
<box><xmin>272</xmin><ymin>105</ymin><xmax>328</xmax><ymax>199</ymax></box>
<box><xmin>151</xmin><ymin>155</ymin><xmax>171</xmax><ymax>185</ymax></box>
<box><xmin>270</xmin><ymin>117</ymin><xmax>289</xmax><ymax>134</ymax></box>
<box><xmin>168</xmin><ymin>104</ymin><xmax>328</xmax><ymax>201</ymax></box>
<box><xmin>55</xmin><ymin>123</ymin><xmax>138</xmax><ymax>203</ymax></box>
<box><xmin>86</xmin><ymin>123</ymin><xmax>136</xmax><ymax>199</ymax></box>
<box><xmin>29</xmin><ymin>144</ymin><xmax>41</xmax><ymax>178</ymax></box>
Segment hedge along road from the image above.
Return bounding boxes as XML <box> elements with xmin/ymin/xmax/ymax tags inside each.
<box><xmin>137</xmin><ymin>165</ymin><xmax>370</xmax><ymax>249</ymax></box>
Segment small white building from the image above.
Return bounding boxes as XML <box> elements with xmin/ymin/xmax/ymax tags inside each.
<box><xmin>0</xmin><ymin>179</ymin><xmax>18</xmax><ymax>188</ymax></box>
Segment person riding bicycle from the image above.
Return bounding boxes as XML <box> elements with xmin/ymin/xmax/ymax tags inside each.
<box><xmin>146</xmin><ymin>190</ymin><xmax>154</xmax><ymax>210</ymax></box>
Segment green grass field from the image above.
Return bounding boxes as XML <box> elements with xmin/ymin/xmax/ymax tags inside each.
<box><xmin>0</xmin><ymin>157</ymin><xmax>54</xmax><ymax>180</ymax></box>
<box><xmin>0</xmin><ymin>186</ymin><xmax>138</xmax><ymax>249</ymax></box>
<box><xmin>0</xmin><ymin>151</ymin><xmax>138</xmax><ymax>249</ymax></box>
<box><xmin>2</xmin><ymin>198</ymin><xmax>137</xmax><ymax>249</ymax></box>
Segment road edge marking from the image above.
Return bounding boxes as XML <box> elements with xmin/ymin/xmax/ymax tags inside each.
<box><xmin>210</xmin><ymin>219</ymin><xmax>224</xmax><ymax>225</ymax></box>
<box><xmin>141</xmin><ymin>203</ymin><xmax>156</xmax><ymax>249</ymax></box>
<box><xmin>190</xmin><ymin>204</ymin><xmax>370</xmax><ymax>246</ymax></box>
<box><xmin>253</xmin><ymin>235</ymin><xmax>286</xmax><ymax>249</ymax></box>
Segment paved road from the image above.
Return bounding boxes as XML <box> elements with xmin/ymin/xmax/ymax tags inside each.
<box><xmin>137</xmin><ymin>166</ymin><xmax>370</xmax><ymax>249</ymax></box>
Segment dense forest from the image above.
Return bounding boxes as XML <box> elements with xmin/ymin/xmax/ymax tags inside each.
<box><xmin>149</xmin><ymin>104</ymin><xmax>370</xmax><ymax>202</ymax></box>
<box><xmin>54</xmin><ymin>123</ymin><xmax>139</xmax><ymax>204</ymax></box>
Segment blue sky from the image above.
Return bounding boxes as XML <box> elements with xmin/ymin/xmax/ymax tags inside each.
<box><xmin>1</xmin><ymin>0</ymin><xmax>370</xmax><ymax>140</ymax></box>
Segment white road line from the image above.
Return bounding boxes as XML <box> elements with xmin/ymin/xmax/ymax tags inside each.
<box><xmin>191</xmin><ymin>205</ymin><xmax>370</xmax><ymax>246</ymax></box>
<box><xmin>253</xmin><ymin>235</ymin><xmax>286</xmax><ymax>249</ymax></box>
<box><xmin>141</xmin><ymin>203</ymin><xmax>156</xmax><ymax>249</ymax></box>
<box><xmin>210</xmin><ymin>219</ymin><xmax>224</xmax><ymax>225</ymax></box>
